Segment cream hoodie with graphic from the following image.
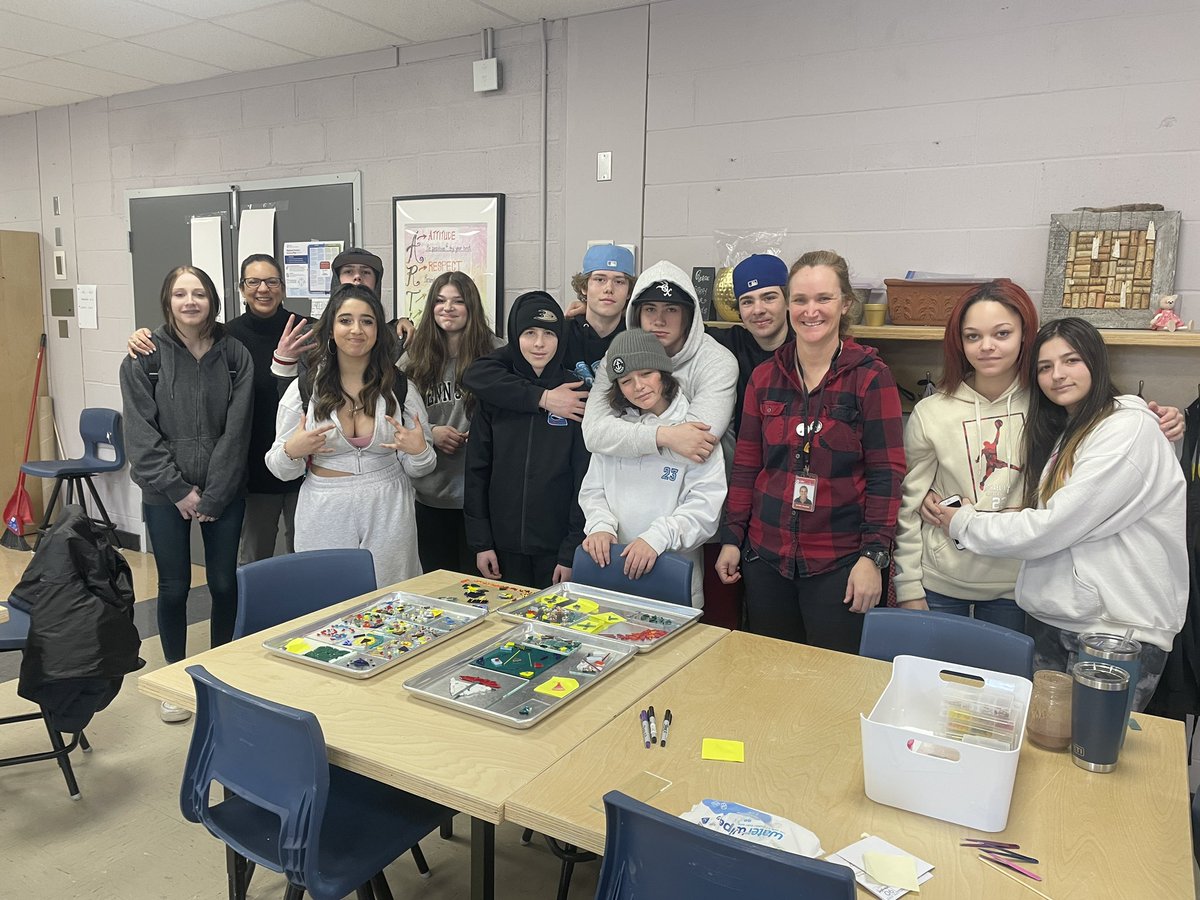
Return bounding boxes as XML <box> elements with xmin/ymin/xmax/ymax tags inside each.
<box><xmin>893</xmin><ymin>378</ymin><xmax>1029</xmax><ymax>603</ymax></box>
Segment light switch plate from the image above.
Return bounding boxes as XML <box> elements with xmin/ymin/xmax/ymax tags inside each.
<box><xmin>597</xmin><ymin>151</ymin><xmax>612</xmax><ymax>182</ymax></box>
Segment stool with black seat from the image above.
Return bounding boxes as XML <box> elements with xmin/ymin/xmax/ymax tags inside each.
<box><xmin>181</xmin><ymin>664</ymin><xmax>455</xmax><ymax>900</ymax></box>
<box><xmin>21</xmin><ymin>408</ymin><xmax>125</xmax><ymax>550</ymax></box>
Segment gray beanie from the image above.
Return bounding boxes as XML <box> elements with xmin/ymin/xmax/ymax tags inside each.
<box><xmin>607</xmin><ymin>328</ymin><xmax>674</xmax><ymax>378</ymax></box>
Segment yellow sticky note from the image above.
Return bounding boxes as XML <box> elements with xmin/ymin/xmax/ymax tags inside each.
<box><xmin>701</xmin><ymin>738</ymin><xmax>745</xmax><ymax>762</ymax></box>
<box><xmin>862</xmin><ymin>852</ymin><xmax>920</xmax><ymax>892</ymax></box>
<box><xmin>534</xmin><ymin>677</ymin><xmax>579</xmax><ymax>698</ymax></box>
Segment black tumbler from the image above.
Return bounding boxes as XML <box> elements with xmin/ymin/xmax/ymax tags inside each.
<box><xmin>1071</xmin><ymin>662</ymin><xmax>1130</xmax><ymax>773</ymax></box>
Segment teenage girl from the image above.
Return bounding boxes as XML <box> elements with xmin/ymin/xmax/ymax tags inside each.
<box><xmin>120</xmin><ymin>266</ymin><xmax>253</xmax><ymax>723</ymax></box>
<box><xmin>579</xmin><ymin>329</ymin><xmax>727</xmax><ymax>607</ymax></box>
<box><xmin>929</xmin><ymin>317</ymin><xmax>1186</xmax><ymax>710</ymax></box>
<box><xmin>401</xmin><ymin>271</ymin><xmax>503</xmax><ymax>573</ymax></box>
<box><xmin>266</xmin><ymin>283</ymin><xmax>434</xmax><ymax>588</ymax></box>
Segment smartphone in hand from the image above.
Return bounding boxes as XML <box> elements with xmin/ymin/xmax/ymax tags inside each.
<box><xmin>939</xmin><ymin>495</ymin><xmax>965</xmax><ymax>550</ymax></box>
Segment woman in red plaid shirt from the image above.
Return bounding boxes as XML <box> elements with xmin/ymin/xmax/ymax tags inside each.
<box><xmin>716</xmin><ymin>250</ymin><xmax>907</xmax><ymax>653</ymax></box>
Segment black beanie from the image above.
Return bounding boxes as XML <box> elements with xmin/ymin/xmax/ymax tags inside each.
<box><xmin>511</xmin><ymin>292</ymin><xmax>563</xmax><ymax>340</ymax></box>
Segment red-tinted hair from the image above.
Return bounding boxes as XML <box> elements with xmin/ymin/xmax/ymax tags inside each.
<box><xmin>940</xmin><ymin>279</ymin><xmax>1039</xmax><ymax>393</ymax></box>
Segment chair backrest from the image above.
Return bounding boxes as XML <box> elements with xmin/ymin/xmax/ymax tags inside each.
<box><xmin>78</xmin><ymin>408</ymin><xmax>124</xmax><ymax>471</ymax></box>
<box><xmin>571</xmin><ymin>544</ymin><xmax>693</xmax><ymax>607</ymax></box>
<box><xmin>234</xmin><ymin>549</ymin><xmax>377</xmax><ymax>639</ymax></box>
<box><xmin>594</xmin><ymin>791</ymin><xmax>856</xmax><ymax>900</ymax></box>
<box><xmin>859</xmin><ymin>608</ymin><xmax>1034</xmax><ymax>679</ymax></box>
<box><xmin>181</xmin><ymin>665</ymin><xmax>329</xmax><ymax>885</ymax></box>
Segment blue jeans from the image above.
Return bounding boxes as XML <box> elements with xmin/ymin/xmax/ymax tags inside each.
<box><xmin>144</xmin><ymin>499</ymin><xmax>245</xmax><ymax>664</ymax></box>
<box><xmin>924</xmin><ymin>589</ymin><xmax>1027</xmax><ymax>635</ymax></box>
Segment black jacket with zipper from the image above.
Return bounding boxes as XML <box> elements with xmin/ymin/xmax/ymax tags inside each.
<box><xmin>463</xmin><ymin>293</ymin><xmax>589</xmax><ymax>565</ymax></box>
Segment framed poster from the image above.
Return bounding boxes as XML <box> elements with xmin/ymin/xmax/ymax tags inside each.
<box><xmin>393</xmin><ymin>193</ymin><xmax>505</xmax><ymax>334</ymax></box>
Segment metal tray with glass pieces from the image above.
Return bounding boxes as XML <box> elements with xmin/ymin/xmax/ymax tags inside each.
<box><xmin>403</xmin><ymin>622</ymin><xmax>633</xmax><ymax>728</ymax></box>
<box><xmin>260</xmin><ymin>591</ymin><xmax>488</xmax><ymax>679</ymax></box>
<box><xmin>494</xmin><ymin>581</ymin><xmax>701</xmax><ymax>652</ymax></box>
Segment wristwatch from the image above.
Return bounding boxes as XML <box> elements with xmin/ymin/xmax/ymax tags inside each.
<box><xmin>860</xmin><ymin>548</ymin><xmax>890</xmax><ymax>569</ymax></box>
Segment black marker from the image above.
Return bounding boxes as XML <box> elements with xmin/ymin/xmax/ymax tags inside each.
<box><xmin>648</xmin><ymin>705</ymin><xmax>658</xmax><ymax>744</ymax></box>
<box><xmin>659</xmin><ymin>709</ymin><xmax>672</xmax><ymax>748</ymax></box>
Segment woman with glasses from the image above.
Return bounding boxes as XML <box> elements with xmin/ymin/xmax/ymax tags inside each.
<box><xmin>127</xmin><ymin>254</ymin><xmax>303</xmax><ymax>563</ymax></box>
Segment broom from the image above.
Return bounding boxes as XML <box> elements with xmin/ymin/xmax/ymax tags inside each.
<box><xmin>3</xmin><ymin>334</ymin><xmax>47</xmax><ymax>550</ymax></box>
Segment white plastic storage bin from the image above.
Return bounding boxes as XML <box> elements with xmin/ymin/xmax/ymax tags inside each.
<box><xmin>860</xmin><ymin>655</ymin><xmax>1032</xmax><ymax>832</ymax></box>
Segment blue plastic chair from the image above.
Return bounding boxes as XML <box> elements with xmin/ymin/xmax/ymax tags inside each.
<box><xmin>22</xmin><ymin>408</ymin><xmax>124</xmax><ymax>549</ymax></box>
<box><xmin>181</xmin><ymin>664</ymin><xmax>454</xmax><ymax>900</ymax></box>
<box><xmin>570</xmin><ymin>543</ymin><xmax>694</xmax><ymax>607</ymax></box>
<box><xmin>859</xmin><ymin>608</ymin><xmax>1034</xmax><ymax>679</ymax></box>
<box><xmin>233</xmin><ymin>549</ymin><xmax>377</xmax><ymax>639</ymax></box>
<box><xmin>594</xmin><ymin>790</ymin><xmax>856</xmax><ymax>900</ymax></box>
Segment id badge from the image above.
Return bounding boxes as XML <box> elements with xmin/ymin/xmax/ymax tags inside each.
<box><xmin>792</xmin><ymin>474</ymin><xmax>818</xmax><ymax>512</ymax></box>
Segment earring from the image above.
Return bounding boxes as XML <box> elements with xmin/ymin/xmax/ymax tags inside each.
<box><xmin>328</xmin><ymin>337</ymin><xmax>336</xmax><ymax>356</ymax></box>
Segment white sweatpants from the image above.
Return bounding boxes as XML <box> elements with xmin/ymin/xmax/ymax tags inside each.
<box><xmin>294</xmin><ymin>464</ymin><xmax>422</xmax><ymax>589</ymax></box>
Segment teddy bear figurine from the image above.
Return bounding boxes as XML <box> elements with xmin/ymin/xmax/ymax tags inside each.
<box><xmin>1149</xmin><ymin>294</ymin><xmax>1193</xmax><ymax>332</ymax></box>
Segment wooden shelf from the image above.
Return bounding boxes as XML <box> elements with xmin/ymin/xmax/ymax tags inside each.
<box><xmin>853</xmin><ymin>324</ymin><xmax>1200</xmax><ymax>348</ymax></box>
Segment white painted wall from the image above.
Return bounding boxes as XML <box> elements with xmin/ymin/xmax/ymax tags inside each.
<box><xmin>3</xmin><ymin>0</ymin><xmax>1200</xmax><ymax>537</ymax></box>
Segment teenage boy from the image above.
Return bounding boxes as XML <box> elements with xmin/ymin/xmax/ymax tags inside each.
<box><xmin>565</xmin><ymin>243</ymin><xmax>635</xmax><ymax>385</ymax></box>
<box><xmin>462</xmin><ymin>243</ymin><xmax>636</xmax><ymax>422</ymax></box>
<box><xmin>711</xmin><ymin>254</ymin><xmax>793</xmax><ymax>438</ymax></box>
<box><xmin>464</xmin><ymin>292</ymin><xmax>589</xmax><ymax>589</ymax></box>
<box><xmin>583</xmin><ymin>261</ymin><xmax>738</xmax><ymax>466</ymax></box>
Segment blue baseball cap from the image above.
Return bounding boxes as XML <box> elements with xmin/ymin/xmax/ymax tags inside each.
<box><xmin>733</xmin><ymin>254</ymin><xmax>788</xmax><ymax>299</ymax></box>
<box><xmin>582</xmin><ymin>244</ymin><xmax>636</xmax><ymax>278</ymax></box>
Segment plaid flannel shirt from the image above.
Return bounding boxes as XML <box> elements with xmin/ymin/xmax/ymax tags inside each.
<box><xmin>719</xmin><ymin>338</ymin><xmax>906</xmax><ymax>579</ymax></box>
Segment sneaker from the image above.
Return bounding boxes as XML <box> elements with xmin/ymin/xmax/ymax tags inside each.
<box><xmin>159</xmin><ymin>701</ymin><xmax>192</xmax><ymax>723</ymax></box>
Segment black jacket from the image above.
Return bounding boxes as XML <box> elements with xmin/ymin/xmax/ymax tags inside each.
<box><xmin>705</xmin><ymin>322</ymin><xmax>791</xmax><ymax>438</ymax></box>
<box><xmin>10</xmin><ymin>507</ymin><xmax>143</xmax><ymax>733</ymax></box>
<box><xmin>464</xmin><ymin>294</ymin><xmax>589</xmax><ymax>565</ymax></box>
<box><xmin>225</xmin><ymin>305</ymin><xmax>304</xmax><ymax>495</ymax></box>
<box><xmin>461</xmin><ymin>313</ymin><xmax>614</xmax><ymax>413</ymax></box>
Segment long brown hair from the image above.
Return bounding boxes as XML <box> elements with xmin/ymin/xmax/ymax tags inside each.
<box><xmin>1023</xmin><ymin>317</ymin><xmax>1119</xmax><ymax>507</ymax></box>
<box><xmin>159</xmin><ymin>265</ymin><xmax>222</xmax><ymax>340</ymax></box>
<box><xmin>303</xmin><ymin>283</ymin><xmax>402</xmax><ymax>421</ymax></box>
<box><xmin>404</xmin><ymin>272</ymin><xmax>494</xmax><ymax>415</ymax></box>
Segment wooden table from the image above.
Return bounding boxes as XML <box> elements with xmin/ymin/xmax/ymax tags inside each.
<box><xmin>506</xmin><ymin>630</ymin><xmax>1195</xmax><ymax>898</ymax></box>
<box><xmin>137</xmin><ymin>570</ymin><xmax>728</xmax><ymax>900</ymax></box>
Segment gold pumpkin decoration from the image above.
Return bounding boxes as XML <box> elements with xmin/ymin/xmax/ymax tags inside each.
<box><xmin>713</xmin><ymin>266</ymin><xmax>741</xmax><ymax>322</ymax></box>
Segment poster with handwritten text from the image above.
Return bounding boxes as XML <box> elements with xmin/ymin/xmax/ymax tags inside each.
<box><xmin>402</xmin><ymin>224</ymin><xmax>490</xmax><ymax>326</ymax></box>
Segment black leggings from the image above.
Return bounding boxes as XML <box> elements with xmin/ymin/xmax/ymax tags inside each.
<box><xmin>415</xmin><ymin>502</ymin><xmax>472</xmax><ymax>574</ymax></box>
<box><xmin>741</xmin><ymin>556</ymin><xmax>865</xmax><ymax>654</ymax></box>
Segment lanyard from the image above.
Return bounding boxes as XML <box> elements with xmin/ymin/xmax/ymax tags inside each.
<box><xmin>793</xmin><ymin>342</ymin><xmax>841</xmax><ymax>474</ymax></box>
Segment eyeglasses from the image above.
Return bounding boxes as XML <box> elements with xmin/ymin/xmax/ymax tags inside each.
<box><xmin>242</xmin><ymin>277</ymin><xmax>282</xmax><ymax>288</ymax></box>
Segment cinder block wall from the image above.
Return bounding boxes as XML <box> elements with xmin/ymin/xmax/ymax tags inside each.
<box><xmin>0</xmin><ymin>25</ymin><xmax>565</xmax><ymax>539</ymax></box>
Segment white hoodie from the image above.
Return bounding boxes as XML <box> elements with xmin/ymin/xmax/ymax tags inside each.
<box><xmin>893</xmin><ymin>378</ymin><xmax>1029</xmax><ymax>603</ymax></box>
<box><xmin>949</xmin><ymin>396</ymin><xmax>1187</xmax><ymax>651</ymax></box>
<box><xmin>582</xmin><ymin>261</ymin><xmax>738</xmax><ymax>457</ymax></box>
<box><xmin>578</xmin><ymin>393</ymin><xmax>728</xmax><ymax>608</ymax></box>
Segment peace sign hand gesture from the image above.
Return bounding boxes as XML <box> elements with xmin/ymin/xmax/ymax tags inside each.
<box><xmin>382</xmin><ymin>414</ymin><xmax>427</xmax><ymax>456</ymax></box>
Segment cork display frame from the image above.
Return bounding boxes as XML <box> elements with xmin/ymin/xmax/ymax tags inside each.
<box><xmin>1042</xmin><ymin>209</ymin><xmax>1181</xmax><ymax>329</ymax></box>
